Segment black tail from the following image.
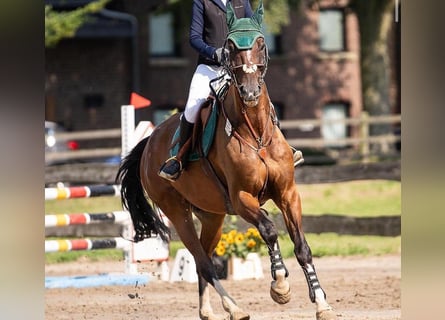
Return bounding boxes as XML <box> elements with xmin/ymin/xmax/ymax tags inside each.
<box><xmin>116</xmin><ymin>137</ymin><xmax>170</xmax><ymax>242</ymax></box>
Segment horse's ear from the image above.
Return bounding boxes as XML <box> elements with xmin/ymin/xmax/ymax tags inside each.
<box><xmin>251</xmin><ymin>0</ymin><xmax>264</xmax><ymax>27</ymax></box>
<box><xmin>226</xmin><ymin>2</ymin><xmax>237</xmax><ymax>29</ymax></box>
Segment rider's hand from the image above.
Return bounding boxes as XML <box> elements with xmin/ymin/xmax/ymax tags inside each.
<box><xmin>213</xmin><ymin>47</ymin><xmax>229</xmax><ymax>65</ymax></box>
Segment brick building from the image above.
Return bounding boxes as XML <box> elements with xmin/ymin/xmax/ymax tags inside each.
<box><xmin>45</xmin><ymin>0</ymin><xmax>398</xmax><ymax>149</ymax></box>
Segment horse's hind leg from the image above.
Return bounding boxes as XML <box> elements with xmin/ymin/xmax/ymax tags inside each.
<box><xmin>195</xmin><ymin>210</ymin><xmax>250</xmax><ymax>320</ymax></box>
<box><xmin>196</xmin><ymin>211</ymin><xmax>224</xmax><ymax>320</ymax></box>
<box><xmin>164</xmin><ymin>201</ymin><xmax>249</xmax><ymax>320</ymax></box>
<box><xmin>279</xmin><ymin>188</ymin><xmax>337</xmax><ymax>320</ymax></box>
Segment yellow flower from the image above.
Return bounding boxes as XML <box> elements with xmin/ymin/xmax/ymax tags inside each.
<box><xmin>246</xmin><ymin>239</ymin><xmax>256</xmax><ymax>249</ymax></box>
<box><xmin>215</xmin><ymin>228</ymin><xmax>264</xmax><ymax>258</ymax></box>
<box><xmin>218</xmin><ymin>239</ymin><xmax>227</xmax><ymax>248</ymax></box>
<box><xmin>245</xmin><ymin>228</ymin><xmax>255</xmax><ymax>237</ymax></box>
<box><xmin>235</xmin><ymin>233</ymin><xmax>244</xmax><ymax>244</ymax></box>
<box><xmin>215</xmin><ymin>244</ymin><xmax>226</xmax><ymax>256</ymax></box>
<box><xmin>253</xmin><ymin>228</ymin><xmax>261</xmax><ymax>238</ymax></box>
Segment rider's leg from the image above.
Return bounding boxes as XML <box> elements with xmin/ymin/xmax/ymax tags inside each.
<box><xmin>158</xmin><ymin>115</ymin><xmax>194</xmax><ymax>181</ymax></box>
<box><xmin>159</xmin><ymin>64</ymin><xmax>222</xmax><ymax>182</ymax></box>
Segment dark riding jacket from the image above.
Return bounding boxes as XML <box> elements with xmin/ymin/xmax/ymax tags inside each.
<box><xmin>190</xmin><ymin>0</ymin><xmax>253</xmax><ymax>66</ymax></box>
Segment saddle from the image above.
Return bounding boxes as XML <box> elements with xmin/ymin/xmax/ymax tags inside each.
<box><xmin>169</xmin><ymin>96</ymin><xmax>220</xmax><ymax>162</ymax></box>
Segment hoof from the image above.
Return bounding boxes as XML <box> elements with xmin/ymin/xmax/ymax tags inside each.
<box><xmin>316</xmin><ymin>308</ymin><xmax>338</xmax><ymax>320</ymax></box>
<box><xmin>270</xmin><ymin>280</ymin><xmax>291</xmax><ymax>304</ymax></box>
<box><xmin>199</xmin><ymin>311</ymin><xmax>225</xmax><ymax>320</ymax></box>
<box><xmin>230</xmin><ymin>311</ymin><xmax>250</xmax><ymax>320</ymax></box>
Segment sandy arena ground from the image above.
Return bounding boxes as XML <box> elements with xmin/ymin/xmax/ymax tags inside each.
<box><xmin>45</xmin><ymin>254</ymin><xmax>400</xmax><ymax>320</ymax></box>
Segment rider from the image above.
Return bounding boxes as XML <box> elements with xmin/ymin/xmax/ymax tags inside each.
<box><xmin>159</xmin><ymin>0</ymin><xmax>302</xmax><ymax>182</ymax></box>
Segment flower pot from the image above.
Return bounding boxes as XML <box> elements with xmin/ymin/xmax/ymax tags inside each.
<box><xmin>228</xmin><ymin>252</ymin><xmax>264</xmax><ymax>281</ymax></box>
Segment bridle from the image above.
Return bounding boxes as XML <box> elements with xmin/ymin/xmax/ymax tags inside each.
<box><xmin>208</xmin><ymin>36</ymin><xmax>275</xmax><ymax>152</ymax></box>
<box><xmin>220</xmin><ymin>36</ymin><xmax>270</xmax><ymax>104</ymax></box>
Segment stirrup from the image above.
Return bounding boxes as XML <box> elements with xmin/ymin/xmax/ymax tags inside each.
<box><xmin>158</xmin><ymin>157</ymin><xmax>183</xmax><ymax>182</ymax></box>
<box><xmin>291</xmin><ymin>147</ymin><xmax>304</xmax><ymax>167</ymax></box>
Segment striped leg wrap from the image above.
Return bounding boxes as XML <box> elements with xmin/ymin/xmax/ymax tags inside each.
<box><xmin>302</xmin><ymin>266</ymin><xmax>326</xmax><ymax>303</ymax></box>
<box><xmin>269</xmin><ymin>248</ymin><xmax>289</xmax><ymax>280</ymax></box>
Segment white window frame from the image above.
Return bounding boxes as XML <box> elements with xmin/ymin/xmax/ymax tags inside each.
<box><xmin>321</xmin><ymin>102</ymin><xmax>348</xmax><ymax>147</ymax></box>
<box><xmin>149</xmin><ymin>12</ymin><xmax>175</xmax><ymax>56</ymax></box>
<box><xmin>318</xmin><ymin>9</ymin><xmax>345</xmax><ymax>52</ymax></box>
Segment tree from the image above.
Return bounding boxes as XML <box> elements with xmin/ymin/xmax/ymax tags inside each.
<box><xmin>45</xmin><ymin>0</ymin><xmax>110</xmax><ymax>48</ymax></box>
<box><xmin>349</xmin><ymin>0</ymin><xmax>396</xmax><ymax>135</ymax></box>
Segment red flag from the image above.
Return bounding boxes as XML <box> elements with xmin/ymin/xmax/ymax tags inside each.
<box><xmin>130</xmin><ymin>92</ymin><xmax>151</xmax><ymax>109</ymax></box>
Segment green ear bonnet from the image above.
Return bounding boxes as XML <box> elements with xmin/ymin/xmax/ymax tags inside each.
<box><xmin>226</xmin><ymin>0</ymin><xmax>264</xmax><ymax>50</ymax></box>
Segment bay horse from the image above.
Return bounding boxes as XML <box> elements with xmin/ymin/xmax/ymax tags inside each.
<box><xmin>116</xmin><ymin>2</ymin><xmax>337</xmax><ymax>320</ymax></box>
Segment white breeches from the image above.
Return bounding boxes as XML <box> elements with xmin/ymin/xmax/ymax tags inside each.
<box><xmin>184</xmin><ymin>64</ymin><xmax>225</xmax><ymax>123</ymax></box>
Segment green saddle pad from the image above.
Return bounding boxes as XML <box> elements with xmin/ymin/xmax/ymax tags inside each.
<box><xmin>170</xmin><ymin>102</ymin><xmax>218</xmax><ymax>161</ymax></box>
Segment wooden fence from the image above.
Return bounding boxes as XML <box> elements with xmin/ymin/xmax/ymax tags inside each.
<box><xmin>45</xmin><ymin>112</ymin><xmax>401</xmax><ymax>164</ymax></box>
<box><xmin>280</xmin><ymin>113</ymin><xmax>401</xmax><ymax>161</ymax></box>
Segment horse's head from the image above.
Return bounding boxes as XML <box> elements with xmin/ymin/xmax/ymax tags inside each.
<box><xmin>223</xmin><ymin>0</ymin><xmax>268</xmax><ymax>107</ymax></box>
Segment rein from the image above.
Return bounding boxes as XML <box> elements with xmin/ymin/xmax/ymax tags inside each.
<box><xmin>216</xmin><ymin>37</ymin><xmax>274</xmax><ymax>154</ymax></box>
<box><xmin>220</xmin><ymin>99</ymin><xmax>275</xmax><ymax>154</ymax></box>
<box><xmin>218</xmin><ymin>69</ymin><xmax>276</xmax><ymax>204</ymax></box>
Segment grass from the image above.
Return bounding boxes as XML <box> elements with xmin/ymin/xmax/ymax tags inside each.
<box><xmin>46</xmin><ymin>249</ymin><xmax>124</xmax><ymax>264</ymax></box>
<box><xmin>277</xmin><ymin>233</ymin><xmax>400</xmax><ymax>258</ymax></box>
<box><xmin>264</xmin><ymin>180</ymin><xmax>401</xmax><ymax>217</ymax></box>
<box><xmin>45</xmin><ymin>196</ymin><xmax>123</xmax><ymax>214</ymax></box>
<box><xmin>45</xmin><ymin>180</ymin><xmax>401</xmax><ymax>264</ymax></box>
<box><xmin>165</xmin><ymin>233</ymin><xmax>401</xmax><ymax>260</ymax></box>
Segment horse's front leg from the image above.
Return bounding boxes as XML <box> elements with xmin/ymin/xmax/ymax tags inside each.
<box><xmin>196</xmin><ymin>210</ymin><xmax>250</xmax><ymax>320</ymax></box>
<box><xmin>236</xmin><ymin>191</ymin><xmax>291</xmax><ymax>305</ymax></box>
<box><xmin>279</xmin><ymin>188</ymin><xmax>337</xmax><ymax>320</ymax></box>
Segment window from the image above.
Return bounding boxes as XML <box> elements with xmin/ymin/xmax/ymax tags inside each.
<box><xmin>318</xmin><ymin>9</ymin><xmax>345</xmax><ymax>52</ymax></box>
<box><xmin>149</xmin><ymin>13</ymin><xmax>174</xmax><ymax>56</ymax></box>
<box><xmin>321</xmin><ymin>103</ymin><xmax>348</xmax><ymax>147</ymax></box>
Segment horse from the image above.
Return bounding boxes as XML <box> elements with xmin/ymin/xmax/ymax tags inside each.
<box><xmin>116</xmin><ymin>2</ymin><xmax>337</xmax><ymax>320</ymax></box>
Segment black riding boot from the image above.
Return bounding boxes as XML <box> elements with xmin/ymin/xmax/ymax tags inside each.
<box><xmin>158</xmin><ymin>116</ymin><xmax>194</xmax><ymax>182</ymax></box>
